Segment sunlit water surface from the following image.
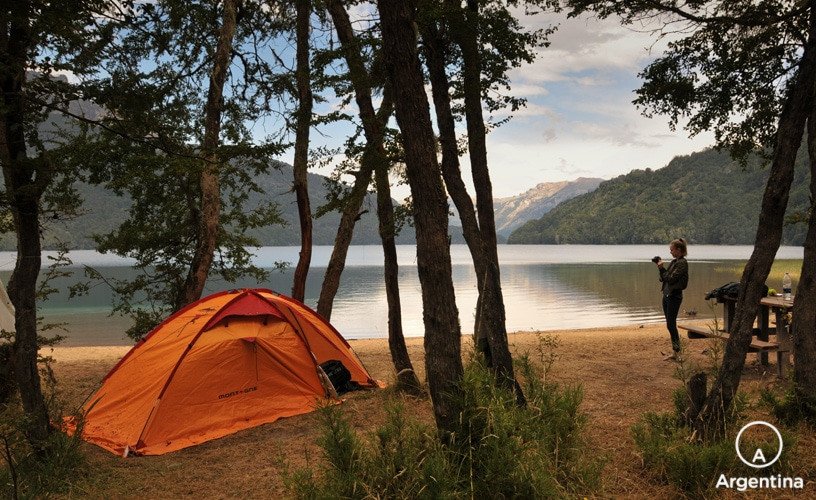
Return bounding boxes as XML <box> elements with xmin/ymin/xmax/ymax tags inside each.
<box><xmin>0</xmin><ymin>244</ymin><xmax>803</xmax><ymax>346</ymax></box>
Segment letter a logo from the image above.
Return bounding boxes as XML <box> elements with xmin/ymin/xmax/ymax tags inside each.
<box><xmin>735</xmin><ymin>421</ymin><xmax>783</xmax><ymax>469</ymax></box>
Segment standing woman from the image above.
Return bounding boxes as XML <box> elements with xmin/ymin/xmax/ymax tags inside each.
<box><xmin>656</xmin><ymin>238</ymin><xmax>689</xmax><ymax>360</ymax></box>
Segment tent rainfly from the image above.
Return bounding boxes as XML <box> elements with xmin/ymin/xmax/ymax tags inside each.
<box><xmin>72</xmin><ymin>288</ymin><xmax>378</xmax><ymax>456</ymax></box>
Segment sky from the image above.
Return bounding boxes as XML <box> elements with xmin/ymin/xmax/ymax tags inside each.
<box><xmin>282</xmin><ymin>9</ymin><xmax>717</xmax><ymax>200</ymax></box>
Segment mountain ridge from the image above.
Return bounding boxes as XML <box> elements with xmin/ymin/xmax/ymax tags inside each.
<box><xmin>508</xmin><ymin>148</ymin><xmax>810</xmax><ymax>245</ymax></box>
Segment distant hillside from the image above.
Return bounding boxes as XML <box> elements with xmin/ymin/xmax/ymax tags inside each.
<box><xmin>0</xmin><ymin>162</ymin><xmax>410</xmax><ymax>251</ymax></box>
<box><xmin>492</xmin><ymin>178</ymin><xmax>603</xmax><ymax>237</ymax></box>
<box><xmin>508</xmin><ymin>148</ymin><xmax>810</xmax><ymax>245</ymax></box>
<box><xmin>2</xmin><ymin>160</ymin><xmax>600</xmax><ymax>251</ymax></box>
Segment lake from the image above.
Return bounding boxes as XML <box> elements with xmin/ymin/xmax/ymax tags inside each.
<box><xmin>0</xmin><ymin>244</ymin><xmax>804</xmax><ymax>346</ymax></box>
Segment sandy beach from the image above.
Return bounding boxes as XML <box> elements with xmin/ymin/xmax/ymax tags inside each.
<box><xmin>41</xmin><ymin>323</ymin><xmax>815</xmax><ymax>497</ymax></box>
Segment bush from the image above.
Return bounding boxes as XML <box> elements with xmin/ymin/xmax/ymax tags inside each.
<box><xmin>761</xmin><ymin>387</ymin><xmax>816</xmax><ymax>427</ymax></box>
<box><xmin>1</xmin><ymin>406</ymin><xmax>88</xmax><ymax>498</ymax></box>
<box><xmin>628</xmin><ymin>335</ymin><xmax>803</xmax><ymax>496</ymax></box>
<box><xmin>286</xmin><ymin>351</ymin><xmax>603</xmax><ymax>499</ymax></box>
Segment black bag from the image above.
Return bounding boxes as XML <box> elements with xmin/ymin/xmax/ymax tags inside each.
<box><xmin>704</xmin><ymin>282</ymin><xmax>768</xmax><ymax>301</ymax></box>
<box><xmin>320</xmin><ymin>360</ymin><xmax>353</xmax><ymax>394</ymax></box>
<box><xmin>705</xmin><ymin>282</ymin><xmax>739</xmax><ymax>300</ymax></box>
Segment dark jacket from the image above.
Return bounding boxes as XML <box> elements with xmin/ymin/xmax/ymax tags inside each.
<box><xmin>659</xmin><ymin>257</ymin><xmax>688</xmax><ymax>296</ymax></box>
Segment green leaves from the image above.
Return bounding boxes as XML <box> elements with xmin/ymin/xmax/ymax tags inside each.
<box><xmin>508</xmin><ymin>147</ymin><xmax>812</xmax><ymax>245</ymax></box>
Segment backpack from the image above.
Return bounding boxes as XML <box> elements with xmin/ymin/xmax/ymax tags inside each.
<box><xmin>704</xmin><ymin>282</ymin><xmax>767</xmax><ymax>301</ymax></box>
<box><xmin>319</xmin><ymin>360</ymin><xmax>354</xmax><ymax>394</ymax></box>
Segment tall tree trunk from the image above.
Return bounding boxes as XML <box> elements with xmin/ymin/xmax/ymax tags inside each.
<box><xmin>790</xmin><ymin>91</ymin><xmax>816</xmax><ymax>405</ymax></box>
<box><xmin>379</xmin><ymin>0</ymin><xmax>464</xmax><ymax>435</ymax></box>
<box><xmin>317</xmin><ymin>0</ymin><xmax>385</xmax><ymax>321</ymax></box>
<box><xmin>180</xmin><ymin>0</ymin><xmax>238</xmax><ymax>306</ymax></box>
<box><xmin>443</xmin><ymin>0</ymin><xmax>522</xmax><ymax>399</ymax></box>
<box><xmin>325</xmin><ymin>0</ymin><xmax>419</xmax><ymax>391</ymax></box>
<box><xmin>291</xmin><ymin>0</ymin><xmax>314</xmax><ymax>302</ymax></box>
<box><xmin>0</xmin><ymin>0</ymin><xmax>51</xmax><ymax>448</ymax></box>
<box><xmin>420</xmin><ymin>16</ymin><xmax>488</xmax><ymax>341</ymax></box>
<box><xmin>696</xmin><ymin>6</ymin><xmax>816</xmax><ymax>436</ymax></box>
<box><xmin>374</xmin><ymin>144</ymin><xmax>422</xmax><ymax>393</ymax></box>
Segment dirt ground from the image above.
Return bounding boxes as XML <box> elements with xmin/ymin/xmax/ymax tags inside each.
<box><xmin>43</xmin><ymin>323</ymin><xmax>816</xmax><ymax>498</ymax></box>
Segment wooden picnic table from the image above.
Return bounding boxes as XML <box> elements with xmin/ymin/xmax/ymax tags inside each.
<box><xmin>759</xmin><ymin>295</ymin><xmax>794</xmax><ymax>371</ymax></box>
<box><xmin>680</xmin><ymin>293</ymin><xmax>793</xmax><ymax>377</ymax></box>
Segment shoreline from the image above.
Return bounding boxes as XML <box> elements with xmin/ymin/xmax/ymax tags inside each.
<box><xmin>44</xmin><ymin>322</ymin><xmax>697</xmax><ymax>363</ymax></box>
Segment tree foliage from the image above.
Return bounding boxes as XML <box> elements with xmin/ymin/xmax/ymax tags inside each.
<box><xmin>62</xmin><ymin>0</ymin><xmax>289</xmax><ymax>339</ymax></box>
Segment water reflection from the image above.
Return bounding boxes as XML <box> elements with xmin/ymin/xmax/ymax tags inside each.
<box><xmin>0</xmin><ymin>245</ymin><xmax>802</xmax><ymax>346</ymax></box>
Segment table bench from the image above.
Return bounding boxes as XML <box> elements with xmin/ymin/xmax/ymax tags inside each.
<box><xmin>678</xmin><ymin>324</ymin><xmax>781</xmax><ymax>352</ymax></box>
<box><xmin>679</xmin><ymin>293</ymin><xmax>793</xmax><ymax>377</ymax></box>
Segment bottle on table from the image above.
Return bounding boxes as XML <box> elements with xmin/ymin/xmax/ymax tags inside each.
<box><xmin>782</xmin><ymin>272</ymin><xmax>792</xmax><ymax>301</ymax></box>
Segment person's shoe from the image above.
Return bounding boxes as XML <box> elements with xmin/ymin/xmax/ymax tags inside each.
<box><xmin>661</xmin><ymin>351</ymin><xmax>680</xmax><ymax>361</ymax></box>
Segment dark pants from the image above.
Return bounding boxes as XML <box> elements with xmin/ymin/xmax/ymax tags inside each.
<box><xmin>662</xmin><ymin>292</ymin><xmax>682</xmax><ymax>352</ymax></box>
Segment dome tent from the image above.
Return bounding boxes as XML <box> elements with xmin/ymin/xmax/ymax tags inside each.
<box><xmin>73</xmin><ymin>288</ymin><xmax>378</xmax><ymax>456</ymax></box>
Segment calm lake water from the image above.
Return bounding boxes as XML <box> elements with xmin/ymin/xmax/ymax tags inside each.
<box><xmin>0</xmin><ymin>244</ymin><xmax>804</xmax><ymax>346</ymax></box>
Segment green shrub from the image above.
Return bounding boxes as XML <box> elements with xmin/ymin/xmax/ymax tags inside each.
<box><xmin>761</xmin><ymin>387</ymin><xmax>816</xmax><ymax>427</ymax></box>
<box><xmin>1</xmin><ymin>412</ymin><xmax>87</xmax><ymax>498</ymax></box>
<box><xmin>286</xmin><ymin>353</ymin><xmax>603</xmax><ymax>499</ymax></box>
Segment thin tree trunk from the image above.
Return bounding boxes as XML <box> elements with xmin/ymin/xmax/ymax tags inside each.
<box><xmin>696</xmin><ymin>6</ymin><xmax>816</xmax><ymax>436</ymax></box>
<box><xmin>315</xmin><ymin>167</ymin><xmax>373</xmax><ymax>320</ymax></box>
<box><xmin>421</xmin><ymin>17</ymin><xmax>488</xmax><ymax>341</ymax></box>
<box><xmin>790</xmin><ymin>88</ymin><xmax>816</xmax><ymax>405</ymax></box>
<box><xmin>317</xmin><ymin>0</ymin><xmax>385</xmax><ymax>321</ymax></box>
<box><xmin>180</xmin><ymin>0</ymin><xmax>238</xmax><ymax>306</ymax></box>
<box><xmin>443</xmin><ymin>0</ymin><xmax>522</xmax><ymax>400</ymax></box>
<box><xmin>325</xmin><ymin>0</ymin><xmax>419</xmax><ymax>391</ymax></box>
<box><xmin>379</xmin><ymin>0</ymin><xmax>463</xmax><ymax>435</ymax></box>
<box><xmin>0</xmin><ymin>0</ymin><xmax>51</xmax><ymax>448</ymax></box>
<box><xmin>374</xmin><ymin>140</ymin><xmax>422</xmax><ymax>393</ymax></box>
<box><xmin>291</xmin><ymin>0</ymin><xmax>314</xmax><ymax>302</ymax></box>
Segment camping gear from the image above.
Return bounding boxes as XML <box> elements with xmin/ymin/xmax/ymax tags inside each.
<box><xmin>704</xmin><ymin>282</ymin><xmax>768</xmax><ymax>301</ymax></box>
<box><xmin>320</xmin><ymin>359</ymin><xmax>354</xmax><ymax>394</ymax></box>
<box><xmin>0</xmin><ymin>277</ymin><xmax>15</xmax><ymax>333</ymax></box>
<box><xmin>72</xmin><ymin>288</ymin><xmax>378</xmax><ymax>456</ymax></box>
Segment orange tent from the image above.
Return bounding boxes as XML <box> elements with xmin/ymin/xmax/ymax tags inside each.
<box><xmin>74</xmin><ymin>288</ymin><xmax>378</xmax><ymax>456</ymax></box>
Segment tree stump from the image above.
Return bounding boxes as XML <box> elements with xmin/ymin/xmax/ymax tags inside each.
<box><xmin>683</xmin><ymin>372</ymin><xmax>707</xmax><ymax>425</ymax></box>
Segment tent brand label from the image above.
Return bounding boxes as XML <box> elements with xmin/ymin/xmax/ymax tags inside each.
<box><xmin>218</xmin><ymin>386</ymin><xmax>257</xmax><ymax>400</ymax></box>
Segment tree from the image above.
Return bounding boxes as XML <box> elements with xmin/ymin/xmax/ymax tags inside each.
<box><xmin>291</xmin><ymin>0</ymin><xmax>314</xmax><ymax>302</ymax></box>
<box><xmin>71</xmin><ymin>0</ymin><xmax>287</xmax><ymax>339</ymax></box>
<box><xmin>378</xmin><ymin>0</ymin><xmax>464</xmax><ymax>434</ymax></box>
<box><xmin>178</xmin><ymin>0</ymin><xmax>238</xmax><ymax>306</ymax></box>
<box><xmin>0</xmin><ymin>0</ymin><xmax>122</xmax><ymax>449</ymax></box>
<box><xmin>417</xmin><ymin>1</ymin><xmax>529</xmax><ymax>401</ymax></box>
<box><xmin>416</xmin><ymin>0</ymin><xmax>552</xmax><ymax>399</ymax></box>
<box><xmin>568</xmin><ymin>0</ymin><xmax>816</xmax><ymax>435</ymax></box>
<box><xmin>789</xmin><ymin>94</ymin><xmax>816</xmax><ymax>411</ymax></box>
<box><xmin>325</xmin><ymin>0</ymin><xmax>421</xmax><ymax>392</ymax></box>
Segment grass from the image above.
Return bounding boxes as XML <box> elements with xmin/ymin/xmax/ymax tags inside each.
<box><xmin>630</xmin><ymin>338</ymin><xmax>803</xmax><ymax>497</ymax></box>
<box><xmin>286</xmin><ymin>335</ymin><xmax>603</xmax><ymax>499</ymax></box>
<box><xmin>1</xmin><ymin>399</ymin><xmax>88</xmax><ymax>499</ymax></box>
<box><xmin>761</xmin><ymin>386</ymin><xmax>816</xmax><ymax>427</ymax></box>
<box><xmin>714</xmin><ymin>259</ymin><xmax>803</xmax><ymax>283</ymax></box>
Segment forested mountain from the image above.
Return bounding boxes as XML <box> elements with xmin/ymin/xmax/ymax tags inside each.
<box><xmin>2</xmin><ymin>162</ymin><xmax>601</xmax><ymax>251</ymax></box>
<box><xmin>0</xmin><ymin>162</ymin><xmax>401</xmax><ymax>251</ymax></box>
<box><xmin>508</xmin><ymin>148</ymin><xmax>811</xmax><ymax>245</ymax></box>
